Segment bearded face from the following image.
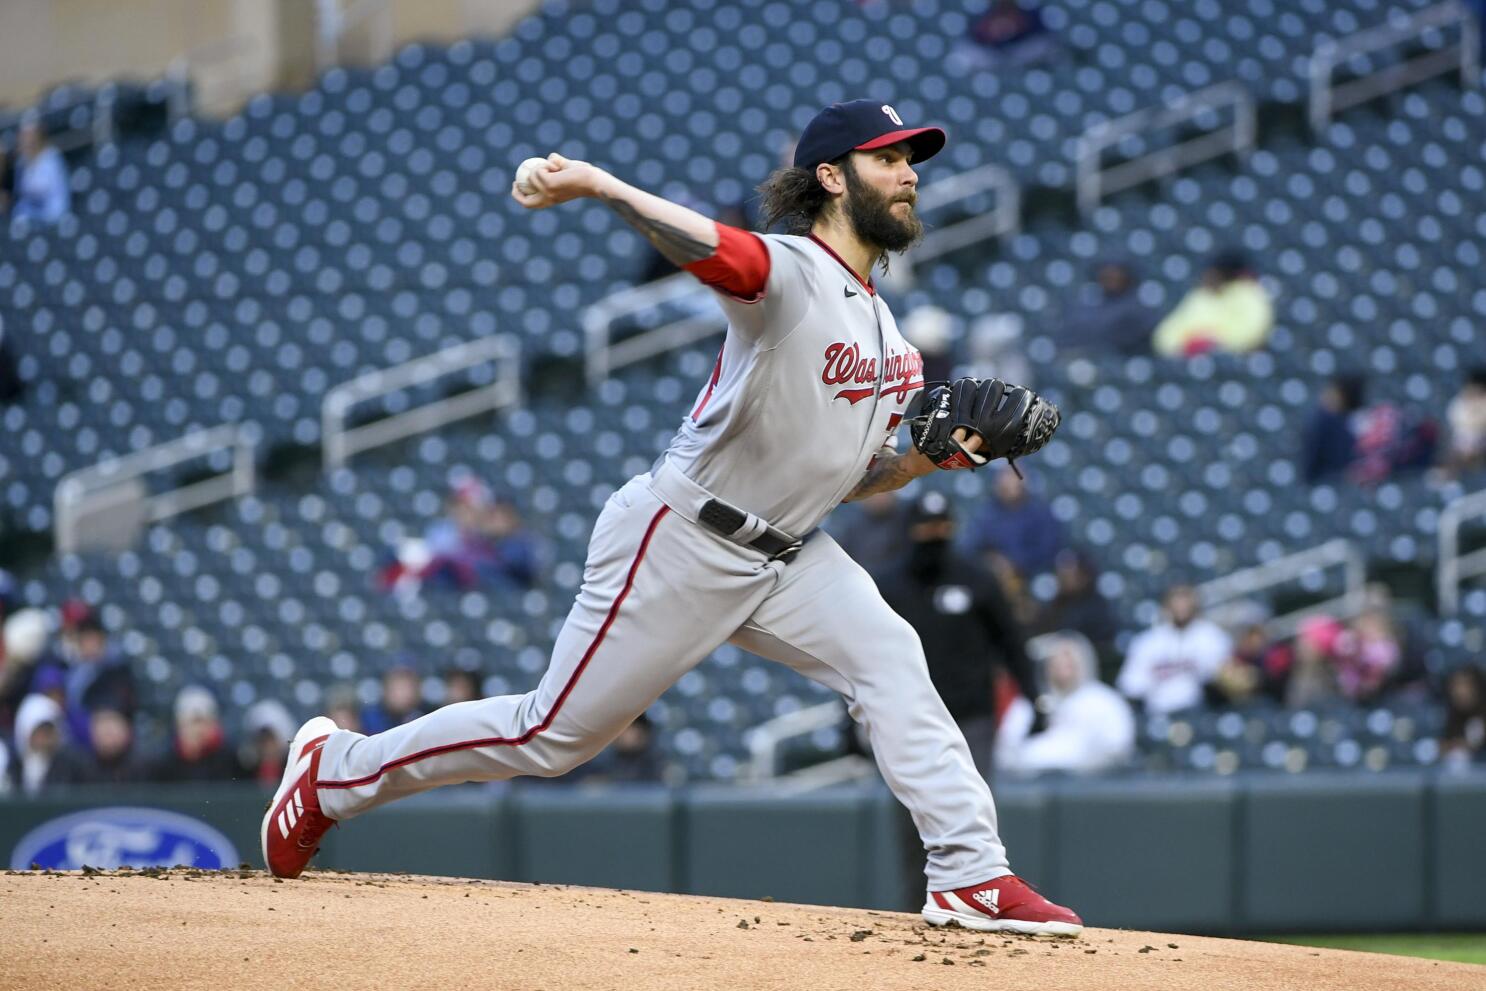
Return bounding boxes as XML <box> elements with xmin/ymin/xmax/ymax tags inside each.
<box><xmin>842</xmin><ymin>156</ymin><xmax>924</xmax><ymax>254</ymax></box>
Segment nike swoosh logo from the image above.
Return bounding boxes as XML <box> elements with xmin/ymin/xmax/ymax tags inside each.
<box><xmin>844</xmin><ymin>285</ymin><xmax>858</xmax><ymax>298</ymax></box>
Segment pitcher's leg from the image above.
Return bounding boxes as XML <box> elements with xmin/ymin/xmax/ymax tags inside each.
<box><xmin>733</xmin><ymin>536</ymin><xmax>1009</xmax><ymax>890</ymax></box>
<box><xmin>317</xmin><ymin>486</ymin><xmax>767</xmax><ymax>821</ymax></box>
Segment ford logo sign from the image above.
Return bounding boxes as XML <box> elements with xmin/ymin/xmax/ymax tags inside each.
<box><xmin>10</xmin><ymin>807</ymin><xmax>240</xmax><ymax>871</ymax></box>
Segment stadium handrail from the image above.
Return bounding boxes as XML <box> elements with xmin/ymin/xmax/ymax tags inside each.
<box><xmin>53</xmin><ymin>424</ymin><xmax>257</xmax><ymax>554</ymax></box>
<box><xmin>744</xmin><ymin>699</ymin><xmax>847</xmax><ymax>781</ymax></box>
<box><xmin>321</xmin><ymin>334</ymin><xmax>522</xmax><ymax>470</ymax></box>
<box><xmin>1308</xmin><ymin>0</ymin><xmax>1480</xmax><ymax>133</ymax></box>
<box><xmin>582</xmin><ymin>272</ymin><xmax>723</xmax><ymax>385</ymax></box>
<box><xmin>1074</xmin><ymin>80</ymin><xmax>1256</xmax><ymax>217</ymax></box>
<box><xmin>890</xmin><ymin>163</ymin><xmax>1021</xmax><ymax>288</ymax></box>
<box><xmin>1197</xmin><ymin>538</ymin><xmax>1367</xmax><ymax>639</ymax></box>
<box><xmin>1437</xmin><ymin>485</ymin><xmax>1486</xmax><ymax>616</ymax></box>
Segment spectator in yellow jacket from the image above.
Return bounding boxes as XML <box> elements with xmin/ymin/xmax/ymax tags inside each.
<box><xmin>1153</xmin><ymin>251</ymin><xmax>1274</xmax><ymax>357</ymax></box>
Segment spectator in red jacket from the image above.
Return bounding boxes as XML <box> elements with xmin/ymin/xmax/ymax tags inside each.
<box><xmin>150</xmin><ymin>686</ymin><xmax>239</xmax><ymax>782</ymax></box>
<box><xmin>1442</xmin><ymin>665</ymin><xmax>1486</xmax><ymax>770</ymax></box>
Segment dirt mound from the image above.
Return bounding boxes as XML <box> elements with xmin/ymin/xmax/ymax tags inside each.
<box><xmin>1</xmin><ymin>869</ymin><xmax>1478</xmax><ymax>990</ymax></box>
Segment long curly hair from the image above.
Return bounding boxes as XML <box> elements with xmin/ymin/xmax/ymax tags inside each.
<box><xmin>756</xmin><ymin>163</ymin><xmax>839</xmax><ymax>234</ymax></box>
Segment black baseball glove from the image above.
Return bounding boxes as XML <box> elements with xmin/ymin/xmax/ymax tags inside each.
<box><xmin>909</xmin><ymin>377</ymin><xmax>1061</xmax><ymax>472</ymax></box>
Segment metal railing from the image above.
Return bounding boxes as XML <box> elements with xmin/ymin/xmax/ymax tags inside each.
<box><xmin>1197</xmin><ymin>538</ymin><xmax>1367</xmax><ymax>639</ymax></box>
<box><xmin>167</xmin><ymin>37</ymin><xmax>260</xmax><ymax>121</ymax></box>
<box><xmin>322</xmin><ymin>335</ymin><xmax>522</xmax><ymax>470</ymax></box>
<box><xmin>1075</xmin><ymin>80</ymin><xmax>1256</xmax><ymax>217</ymax></box>
<box><xmin>582</xmin><ymin>272</ymin><xmax>722</xmax><ymax>385</ymax></box>
<box><xmin>744</xmin><ymin>700</ymin><xmax>847</xmax><ymax>782</ymax></box>
<box><xmin>1437</xmin><ymin>486</ymin><xmax>1486</xmax><ymax>615</ymax></box>
<box><xmin>54</xmin><ymin>425</ymin><xmax>257</xmax><ymax>554</ymax></box>
<box><xmin>1309</xmin><ymin>0</ymin><xmax>1480</xmax><ymax>132</ymax></box>
<box><xmin>316</xmin><ymin>0</ymin><xmax>396</xmax><ymax>72</ymax></box>
<box><xmin>896</xmin><ymin>163</ymin><xmax>1021</xmax><ymax>286</ymax></box>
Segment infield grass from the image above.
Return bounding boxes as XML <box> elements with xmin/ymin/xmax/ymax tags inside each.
<box><xmin>1261</xmin><ymin>933</ymin><xmax>1486</xmax><ymax>965</ymax></box>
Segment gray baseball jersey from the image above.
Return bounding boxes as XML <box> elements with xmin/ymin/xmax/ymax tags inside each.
<box><xmin>313</xmin><ymin>232</ymin><xmax>1016</xmax><ymax>893</ymax></box>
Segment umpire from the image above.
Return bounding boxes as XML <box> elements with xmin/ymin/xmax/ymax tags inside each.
<box><xmin>874</xmin><ymin>490</ymin><xmax>1041</xmax><ymax>781</ymax></box>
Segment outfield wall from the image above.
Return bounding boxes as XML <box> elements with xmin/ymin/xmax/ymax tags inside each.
<box><xmin>3</xmin><ymin>770</ymin><xmax>1483</xmax><ymax>934</ymax></box>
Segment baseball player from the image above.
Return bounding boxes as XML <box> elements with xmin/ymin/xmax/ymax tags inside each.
<box><xmin>263</xmin><ymin>100</ymin><xmax>1080</xmax><ymax>936</ymax></box>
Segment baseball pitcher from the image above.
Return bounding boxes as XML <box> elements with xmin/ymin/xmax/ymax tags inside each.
<box><xmin>263</xmin><ymin>99</ymin><xmax>1079</xmax><ymax>936</ymax></box>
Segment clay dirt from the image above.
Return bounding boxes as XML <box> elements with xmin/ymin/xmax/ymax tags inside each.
<box><xmin>1</xmin><ymin>869</ymin><xmax>1480</xmax><ymax>990</ymax></box>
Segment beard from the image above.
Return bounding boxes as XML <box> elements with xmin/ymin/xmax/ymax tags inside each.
<box><xmin>843</xmin><ymin>161</ymin><xmax>923</xmax><ymax>254</ymax></box>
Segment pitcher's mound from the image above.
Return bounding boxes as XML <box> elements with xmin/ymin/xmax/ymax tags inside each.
<box><xmin>1</xmin><ymin>869</ymin><xmax>1477</xmax><ymax>990</ymax></box>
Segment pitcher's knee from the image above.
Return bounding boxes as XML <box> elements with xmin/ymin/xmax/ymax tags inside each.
<box><xmin>521</xmin><ymin>736</ymin><xmax>602</xmax><ymax>778</ymax></box>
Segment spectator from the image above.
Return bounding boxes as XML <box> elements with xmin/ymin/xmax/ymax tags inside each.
<box><xmin>875</xmin><ymin>491</ymin><xmax>1039</xmax><ymax>779</ymax></box>
<box><xmin>0</xmin><ymin>312</ymin><xmax>23</xmax><ymax>404</ymax></box>
<box><xmin>151</xmin><ymin>686</ymin><xmax>238</xmax><ymax>782</ymax></box>
<box><xmin>1442</xmin><ymin>369</ymin><xmax>1486</xmax><ymax>475</ymax></box>
<box><xmin>237</xmin><ymin>700</ymin><xmax>296</xmax><ymax>788</ymax></box>
<box><xmin>1152</xmin><ymin>251</ymin><xmax>1274</xmax><ymax>357</ymax></box>
<box><xmin>10</xmin><ymin>120</ymin><xmax>70</xmax><ymax>226</ymax></box>
<box><xmin>901</xmin><ymin>306</ymin><xmax>955</xmax><ymax>389</ymax></box>
<box><xmin>50</xmin><ymin>707</ymin><xmax>145</xmax><ymax>786</ymax></box>
<box><xmin>35</xmin><ymin>603</ymin><xmax>135</xmax><ymax>751</ymax></box>
<box><xmin>1281</xmin><ymin>616</ymin><xmax>1345</xmax><ymax>710</ymax></box>
<box><xmin>324</xmin><ymin>684</ymin><xmax>363</xmax><ymax>735</ymax></box>
<box><xmin>995</xmin><ymin>632</ymin><xmax>1135</xmax><ymax>776</ymax></box>
<box><xmin>1033</xmin><ymin>548</ymin><xmax>1117</xmax><ymax>666</ymax></box>
<box><xmin>835</xmin><ymin>491</ymin><xmax>913</xmax><ymax>576</ymax></box>
<box><xmin>1349</xmin><ymin>401</ymin><xmax>1438</xmax><ymax>485</ymax></box>
<box><xmin>1207</xmin><ymin>623</ymin><xmax>1283</xmax><ymax>706</ymax></box>
<box><xmin>1</xmin><ymin>606</ymin><xmax>51</xmax><ymax>735</ymax></box>
<box><xmin>964</xmin><ymin>313</ymin><xmax>1032</xmax><ymax>392</ymax></box>
<box><xmin>576</xmin><ymin>713</ymin><xmax>664</xmax><ymax>784</ymax></box>
<box><xmin>1441</xmin><ymin>665</ymin><xmax>1486</xmax><ymax>769</ymax></box>
<box><xmin>442</xmin><ymin>668</ymin><xmax>482</xmax><ymax>707</ymax></box>
<box><xmin>963</xmin><ymin>0</ymin><xmax>1058</xmax><ymax>67</ymax></box>
<box><xmin>11</xmin><ymin>693</ymin><xmax>65</xmax><ymax>794</ymax></box>
<box><xmin>964</xmin><ymin>466</ymin><xmax>1066</xmax><ymax>578</ymax></box>
<box><xmin>361</xmin><ymin>666</ymin><xmax>426</xmax><ymax>735</ymax></box>
<box><xmin>1116</xmin><ymin>585</ymin><xmax>1231</xmax><ymax>714</ymax></box>
<box><xmin>1301</xmin><ymin>376</ymin><xmax>1364</xmax><ymax>483</ymax></box>
<box><xmin>0</xmin><ymin>736</ymin><xmax>10</xmax><ymax>796</ymax></box>
<box><xmin>1058</xmin><ymin>260</ymin><xmax>1158</xmax><ymax>356</ymax></box>
<box><xmin>1336</xmin><ymin>608</ymin><xmax>1401</xmax><ymax>703</ymax></box>
<box><xmin>383</xmin><ymin>478</ymin><xmax>540</xmax><ymax>594</ymax></box>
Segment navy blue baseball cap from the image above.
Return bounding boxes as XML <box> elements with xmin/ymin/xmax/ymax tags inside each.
<box><xmin>793</xmin><ymin>100</ymin><xmax>947</xmax><ymax>170</ymax></box>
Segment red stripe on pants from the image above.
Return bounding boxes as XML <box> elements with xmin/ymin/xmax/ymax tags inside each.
<box><xmin>317</xmin><ymin>506</ymin><xmax>671</xmax><ymax>789</ymax></box>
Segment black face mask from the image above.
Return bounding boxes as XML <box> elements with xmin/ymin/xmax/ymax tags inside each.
<box><xmin>909</xmin><ymin>537</ymin><xmax>951</xmax><ymax>580</ymax></box>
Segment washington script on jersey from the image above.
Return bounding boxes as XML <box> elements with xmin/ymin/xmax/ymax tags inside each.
<box><xmin>821</xmin><ymin>342</ymin><xmax>924</xmax><ymax>405</ymax></box>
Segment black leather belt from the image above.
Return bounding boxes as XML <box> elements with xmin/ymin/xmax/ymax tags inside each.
<box><xmin>697</xmin><ymin>499</ymin><xmax>807</xmax><ymax>563</ymax></box>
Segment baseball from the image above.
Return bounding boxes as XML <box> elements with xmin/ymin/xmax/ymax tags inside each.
<box><xmin>514</xmin><ymin>156</ymin><xmax>550</xmax><ymax>195</ymax></box>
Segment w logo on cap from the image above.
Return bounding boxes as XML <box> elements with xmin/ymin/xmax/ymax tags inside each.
<box><xmin>881</xmin><ymin>105</ymin><xmax>904</xmax><ymax>126</ymax></box>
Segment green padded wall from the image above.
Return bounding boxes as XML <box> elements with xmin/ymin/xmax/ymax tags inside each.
<box><xmin>680</xmin><ymin>786</ymin><xmax>879</xmax><ymax>908</ymax></box>
<box><xmin>1431</xmin><ymin>772</ymin><xmax>1486</xmax><ymax>927</ymax></box>
<box><xmin>1049</xmin><ymin>777</ymin><xmax>1238</xmax><ymax>932</ymax></box>
<box><xmin>317</xmin><ymin>787</ymin><xmax>514</xmax><ymax>879</ymax></box>
<box><xmin>512</xmin><ymin>785</ymin><xmax>675</xmax><ymax>890</ymax></box>
<box><xmin>1242</xmin><ymin>775</ymin><xmax>1427</xmax><ymax>929</ymax></box>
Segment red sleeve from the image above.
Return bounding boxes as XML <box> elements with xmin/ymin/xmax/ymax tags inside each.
<box><xmin>682</xmin><ymin>222</ymin><xmax>771</xmax><ymax>301</ymax></box>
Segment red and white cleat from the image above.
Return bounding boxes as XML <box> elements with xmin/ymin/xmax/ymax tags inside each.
<box><xmin>923</xmin><ymin>875</ymin><xmax>1083</xmax><ymax>936</ymax></box>
<box><xmin>260</xmin><ymin>716</ymin><xmax>339</xmax><ymax>879</ymax></box>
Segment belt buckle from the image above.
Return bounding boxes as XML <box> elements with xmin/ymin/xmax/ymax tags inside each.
<box><xmin>768</xmin><ymin>540</ymin><xmax>804</xmax><ymax>564</ymax></box>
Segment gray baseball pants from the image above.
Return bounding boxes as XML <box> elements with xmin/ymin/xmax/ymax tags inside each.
<box><xmin>314</xmin><ymin>473</ymin><xmax>1011</xmax><ymax>890</ymax></box>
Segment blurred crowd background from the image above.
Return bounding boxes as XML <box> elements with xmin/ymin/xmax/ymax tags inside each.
<box><xmin>1</xmin><ymin>0</ymin><xmax>1484</xmax><ymax>798</ymax></box>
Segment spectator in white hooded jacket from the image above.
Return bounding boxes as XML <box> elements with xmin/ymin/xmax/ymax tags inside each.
<box><xmin>997</xmin><ymin>632</ymin><xmax>1135</xmax><ymax>776</ymax></box>
<box><xmin>1117</xmin><ymin>584</ymin><xmax>1231</xmax><ymax>714</ymax></box>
